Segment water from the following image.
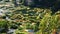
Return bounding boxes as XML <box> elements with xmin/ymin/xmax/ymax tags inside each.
<box><xmin>27</xmin><ymin>29</ymin><xmax>34</xmax><ymax>34</ymax></box>
<box><xmin>7</xmin><ymin>29</ymin><xmax>15</xmax><ymax>34</ymax></box>
<box><xmin>0</xmin><ymin>28</ymin><xmax>5</xmax><ymax>32</ymax></box>
<box><xmin>0</xmin><ymin>9</ymin><xmax>4</xmax><ymax>16</ymax></box>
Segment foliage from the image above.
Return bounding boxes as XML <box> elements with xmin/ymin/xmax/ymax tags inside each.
<box><xmin>0</xmin><ymin>20</ymin><xmax>8</xmax><ymax>28</ymax></box>
<box><xmin>0</xmin><ymin>2</ymin><xmax>60</xmax><ymax>34</ymax></box>
<box><xmin>36</xmin><ymin>13</ymin><xmax>60</xmax><ymax>34</ymax></box>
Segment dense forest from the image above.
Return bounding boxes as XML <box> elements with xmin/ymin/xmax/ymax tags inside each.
<box><xmin>0</xmin><ymin>0</ymin><xmax>60</xmax><ymax>34</ymax></box>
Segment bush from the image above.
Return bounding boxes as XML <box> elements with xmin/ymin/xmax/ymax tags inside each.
<box><xmin>0</xmin><ymin>20</ymin><xmax>8</xmax><ymax>33</ymax></box>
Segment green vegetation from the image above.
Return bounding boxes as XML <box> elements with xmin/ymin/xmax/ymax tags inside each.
<box><xmin>0</xmin><ymin>5</ymin><xmax>60</xmax><ymax>34</ymax></box>
<box><xmin>0</xmin><ymin>1</ymin><xmax>60</xmax><ymax>34</ymax></box>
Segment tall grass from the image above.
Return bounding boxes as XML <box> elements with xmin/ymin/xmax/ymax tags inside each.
<box><xmin>36</xmin><ymin>12</ymin><xmax>60</xmax><ymax>34</ymax></box>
